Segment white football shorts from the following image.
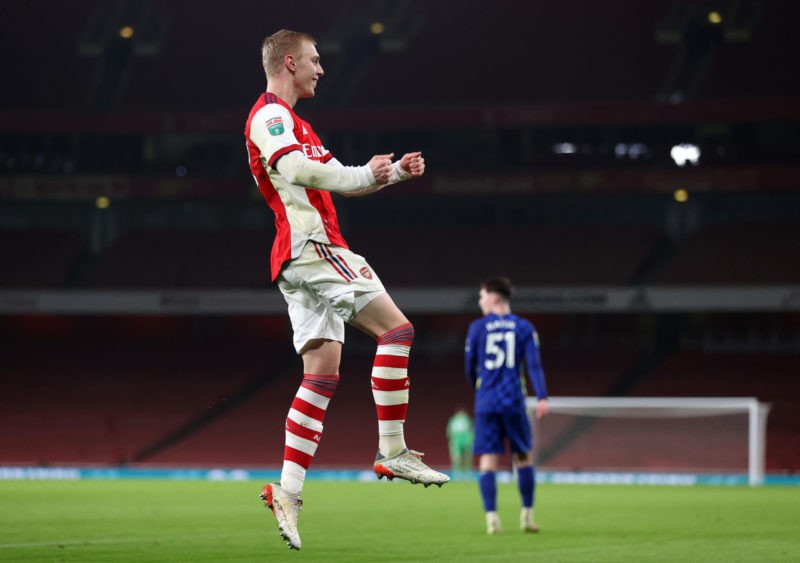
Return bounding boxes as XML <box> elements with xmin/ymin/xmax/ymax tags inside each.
<box><xmin>277</xmin><ymin>241</ymin><xmax>386</xmax><ymax>353</ymax></box>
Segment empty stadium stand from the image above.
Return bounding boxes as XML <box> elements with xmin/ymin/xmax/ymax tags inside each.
<box><xmin>6</xmin><ymin>216</ymin><xmax>800</xmax><ymax>290</ymax></box>
<box><xmin>0</xmin><ymin>315</ymin><xmax>294</xmax><ymax>466</ymax></box>
<box><xmin>658</xmin><ymin>222</ymin><xmax>800</xmax><ymax>285</ymax></box>
<box><xmin>632</xmin><ymin>350</ymin><xmax>800</xmax><ymax>471</ymax></box>
<box><xmin>0</xmin><ymin>229</ymin><xmax>85</xmax><ymax>288</ymax></box>
<box><xmin>348</xmin><ymin>1</ymin><xmax>676</xmax><ymax>108</ymax></box>
<box><xmin>90</xmin><ymin>229</ymin><xmax>273</xmax><ymax>288</ymax></box>
<box><xmin>4</xmin><ymin>0</ymin><xmax>798</xmax><ymax>114</ymax></box>
<box><xmin>347</xmin><ymin>224</ymin><xmax>664</xmax><ymax>287</ymax></box>
<box><xmin>1</xmin><ymin>311</ymin><xmax>797</xmax><ymax>472</ymax></box>
<box><xmin>9</xmin><ymin>0</ymin><xmax>793</xmax><ymax>112</ymax></box>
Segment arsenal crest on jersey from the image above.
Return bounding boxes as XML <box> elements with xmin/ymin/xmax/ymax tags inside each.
<box><xmin>359</xmin><ymin>266</ymin><xmax>373</xmax><ymax>279</ymax></box>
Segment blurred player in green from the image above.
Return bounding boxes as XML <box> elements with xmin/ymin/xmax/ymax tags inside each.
<box><xmin>446</xmin><ymin>407</ymin><xmax>474</xmax><ymax>478</ymax></box>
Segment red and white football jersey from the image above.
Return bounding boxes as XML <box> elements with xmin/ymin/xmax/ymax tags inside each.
<box><xmin>245</xmin><ymin>93</ymin><xmax>349</xmax><ymax>281</ymax></box>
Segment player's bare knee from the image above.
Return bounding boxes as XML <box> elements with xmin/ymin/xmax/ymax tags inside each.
<box><xmin>301</xmin><ymin>339</ymin><xmax>342</xmax><ymax>373</ymax></box>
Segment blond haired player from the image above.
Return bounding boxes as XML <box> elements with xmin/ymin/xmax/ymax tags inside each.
<box><xmin>245</xmin><ymin>29</ymin><xmax>449</xmax><ymax>550</ymax></box>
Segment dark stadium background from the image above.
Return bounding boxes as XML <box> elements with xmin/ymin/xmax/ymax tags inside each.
<box><xmin>1</xmin><ymin>0</ymin><xmax>798</xmax><ymax>476</ymax></box>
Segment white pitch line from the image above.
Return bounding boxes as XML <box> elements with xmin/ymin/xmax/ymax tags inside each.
<box><xmin>0</xmin><ymin>531</ymin><xmax>261</xmax><ymax>549</ymax></box>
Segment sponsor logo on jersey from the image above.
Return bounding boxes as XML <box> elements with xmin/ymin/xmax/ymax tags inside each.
<box><xmin>266</xmin><ymin>117</ymin><xmax>284</xmax><ymax>136</ymax></box>
<box><xmin>359</xmin><ymin>266</ymin><xmax>373</xmax><ymax>279</ymax></box>
<box><xmin>302</xmin><ymin>143</ymin><xmax>326</xmax><ymax>159</ymax></box>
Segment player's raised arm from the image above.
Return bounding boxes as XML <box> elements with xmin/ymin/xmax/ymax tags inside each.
<box><xmin>270</xmin><ymin>150</ymin><xmax>373</xmax><ymax>193</ymax></box>
<box><xmin>338</xmin><ymin>151</ymin><xmax>426</xmax><ymax>198</ymax></box>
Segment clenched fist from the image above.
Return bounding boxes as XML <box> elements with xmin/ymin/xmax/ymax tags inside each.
<box><xmin>399</xmin><ymin>152</ymin><xmax>425</xmax><ymax>178</ymax></box>
<box><xmin>367</xmin><ymin>153</ymin><xmax>394</xmax><ymax>184</ymax></box>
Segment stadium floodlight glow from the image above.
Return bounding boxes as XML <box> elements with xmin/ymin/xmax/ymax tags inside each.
<box><xmin>627</xmin><ymin>143</ymin><xmax>647</xmax><ymax>160</ymax></box>
<box><xmin>552</xmin><ymin>142</ymin><xmax>577</xmax><ymax>154</ymax></box>
<box><xmin>615</xmin><ymin>143</ymin><xmax>648</xmax><ymax>160</ymax></box>
<box><xmin>670</xmin><ymin>143</ymin><xmax>701</xmax><ymax>167</ymax></box>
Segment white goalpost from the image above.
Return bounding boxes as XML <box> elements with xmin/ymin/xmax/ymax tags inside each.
<box><xmin>528</xmin><ymin>397</ymin><xmax>772</xmax><ymax>485</ymax></box>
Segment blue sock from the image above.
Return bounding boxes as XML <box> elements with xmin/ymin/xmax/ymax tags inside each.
<box><xmin>517</xmin><ymin>465</ymin><xmax>535</xmax><ymax>508</ymax></box>
<box><xmin>479</xmin><ymin>471</ymin><xmax>497</xmax><ymax>512</ymax></box>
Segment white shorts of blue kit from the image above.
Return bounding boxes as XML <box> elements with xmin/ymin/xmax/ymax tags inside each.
<box><xmin>277</xmin><ymin>240</ymin><xmax>386</xmax><ymax>353</ymax></box>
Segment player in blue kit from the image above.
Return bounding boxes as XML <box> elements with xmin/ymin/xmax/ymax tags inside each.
<box><xmin>465</xmin><ymin>277</ymin><xmax>549</xmax><ymax>534</ymax></box>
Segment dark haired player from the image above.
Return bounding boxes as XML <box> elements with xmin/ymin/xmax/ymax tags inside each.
<box><xmin>465</xmin><ymin>277</ymin><xmax>549</xmax><ymax>534</ymax></box>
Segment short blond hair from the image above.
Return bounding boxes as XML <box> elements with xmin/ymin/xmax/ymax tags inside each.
<box><xmin>261</xmin><ymin>29</ymin><xmax>317</xmax><ymax>78</ymax></box>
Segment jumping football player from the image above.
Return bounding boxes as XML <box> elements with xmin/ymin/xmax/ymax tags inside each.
<box><xmin>245</xmin><ymin>29</ymin><xmax>449</xmax><ymax>550</ymax></box>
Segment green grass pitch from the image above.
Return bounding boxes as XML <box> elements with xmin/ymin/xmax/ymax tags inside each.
<box><xmin>1</xmin><ymin>479</ymin><xmax>798</xmax><ymax>562</ymax></box>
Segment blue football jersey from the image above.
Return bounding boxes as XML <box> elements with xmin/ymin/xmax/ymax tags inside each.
<box><xmin>465</xmin><ymin>313</ymin><xmax>548</xmax><ymax>414</ymax></box>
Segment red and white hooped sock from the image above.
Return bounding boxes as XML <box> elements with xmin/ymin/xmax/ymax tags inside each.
<box><xmin>372</xmin><ymin>322</ymin><xmax>414</xmax><ymax>457</ymax></box>
<box><xmin>280</xmin><ymin>373</ymin><xmax>339</xmax><ymax>495</ymax></box>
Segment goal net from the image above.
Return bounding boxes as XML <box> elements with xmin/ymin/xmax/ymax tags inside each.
<box><xmin>528</xmin><ymin>397</ymin><xmax>771</xmax><ymax>485</ymax></box>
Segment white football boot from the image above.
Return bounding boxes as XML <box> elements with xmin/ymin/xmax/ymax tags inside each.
<box><xmin>260</xmin><ymin>483</ymin><xmax>303</xmax><ymax>550</ymax></box>
<box><xmin>372</xmin><ymin>449</ymin><xmax>450</xmax><ymax>487</ymax></box>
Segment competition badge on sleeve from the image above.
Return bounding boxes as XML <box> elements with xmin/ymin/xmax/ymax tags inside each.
<box><xmin>267</xmin><ymin>117</ymin><xmax>284</xmax><ymax>136</ymax></box>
